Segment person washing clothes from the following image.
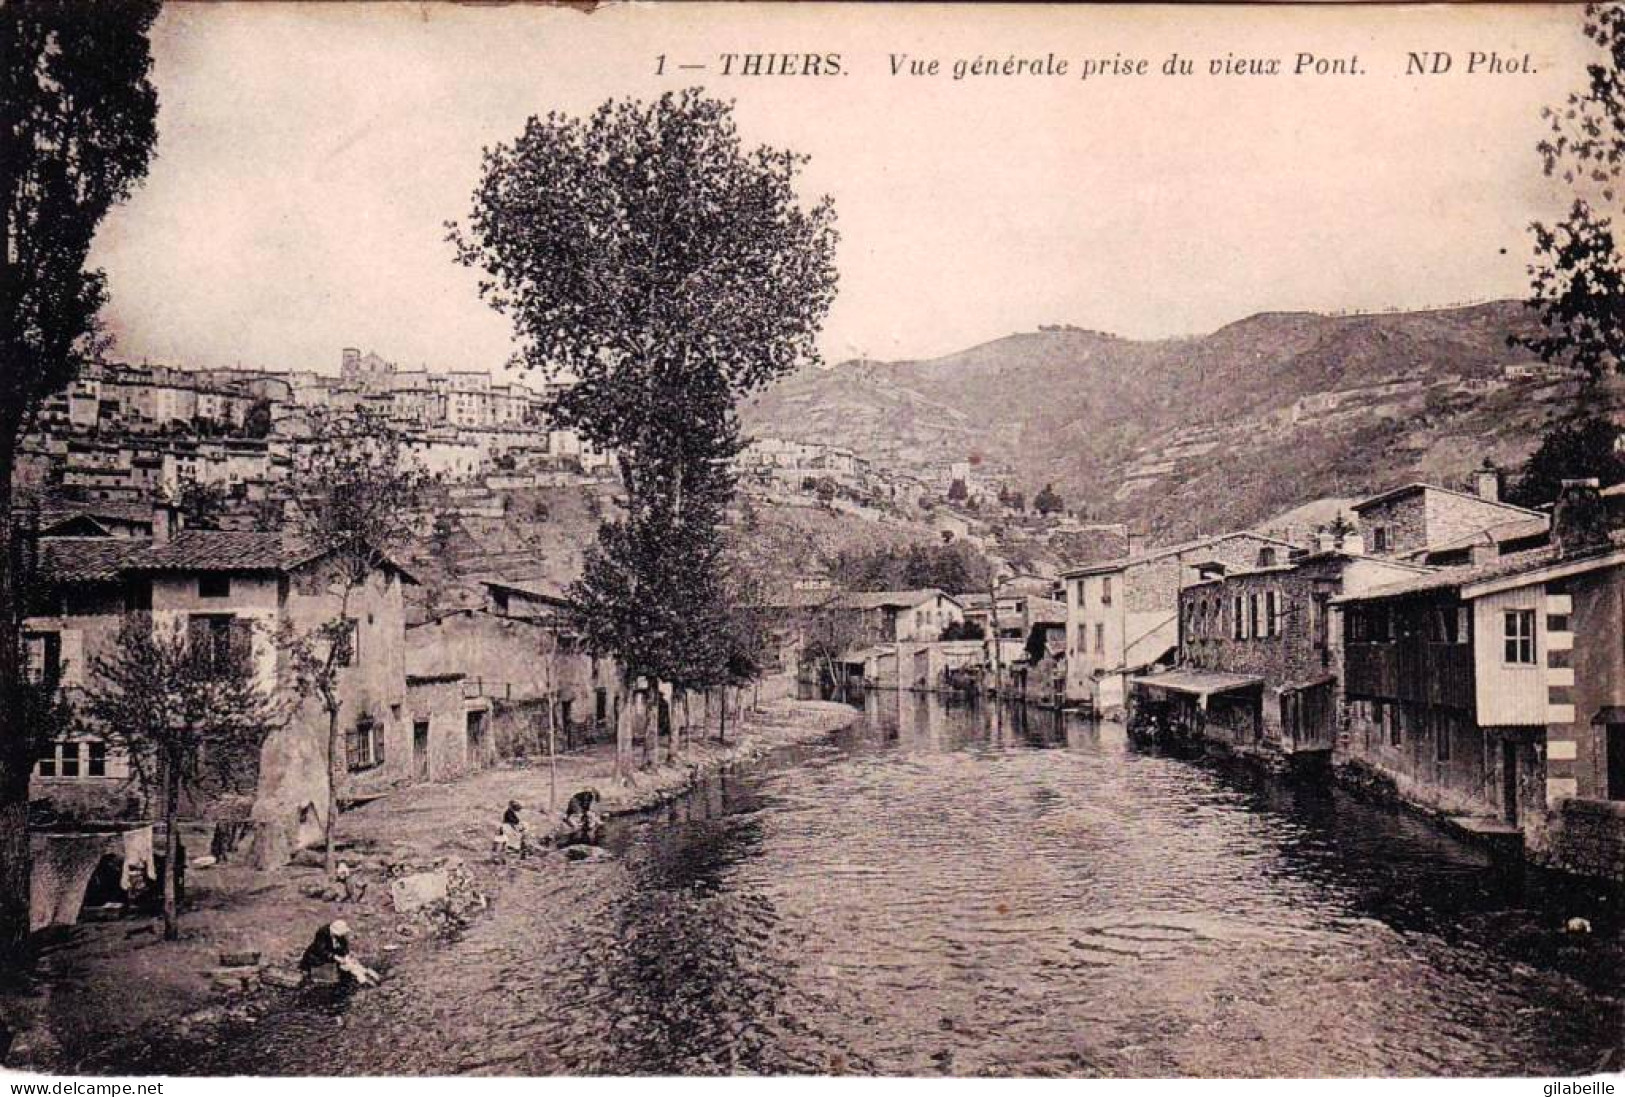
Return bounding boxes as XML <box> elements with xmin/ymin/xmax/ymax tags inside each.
<box><xmin>299</xmin><ymin>919</ymin><xmax>379</xmax><ymax>987</ymax></box>
<box><xmin>494</xmin><ymin>800</ymin><xmax>530</xmax><ymax>859</ymax></box>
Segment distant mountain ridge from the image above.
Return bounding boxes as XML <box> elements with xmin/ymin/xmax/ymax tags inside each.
<box><xmin>741</xmin><ymin>301</ymin><xmax>1595</xmax><ymax>541</ymax></box>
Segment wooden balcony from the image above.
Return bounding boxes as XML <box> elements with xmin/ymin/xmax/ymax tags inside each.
<box><xmin>1344</xmin><ymin>640</ymin><xmax>1474</xmax><ymax>709</ymax></box>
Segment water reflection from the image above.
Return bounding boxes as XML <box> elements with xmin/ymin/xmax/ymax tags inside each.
<box><xmin>102</xmin><ymin>687</ymin><xmax>1623</xmax><ymax>1077</ymax></box>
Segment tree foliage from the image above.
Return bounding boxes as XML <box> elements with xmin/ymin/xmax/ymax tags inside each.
<box><xmin>1034</xmin><ymin>483</ymin><xmax>1065</xmax><ymax>515</ymax></box>
<box><xmin>449</xmin><ymin>89</ymin><xmax>839</xmax><ymax>464</ymax></box>
<box><xmin>1518</xmin><ymin>4</ymin><xmax>1625</xmax><ymax>377</ymax></box>
<box><xmin>1506</xmin><ymin>413</ymin><xmax>1625</xmax><ymax>506</ymax></box>
<box><xmin>453</xmin><ymin>91</ymin><xmax>838</xmax><ymax>760</ymax></box>
<box><xmin>80</xmin><ymin>615</ymin><xmax>284</xmax><ymax>939</ymax></box>
<box><xmin>1</xmin><ymin>0</ymin><xmax>161</xmax><ymax>956</ymax></box>
<box><xmin>828</xmin><ymin>540</ymin><xmax>989</xmax><ymax>595</ymax></box>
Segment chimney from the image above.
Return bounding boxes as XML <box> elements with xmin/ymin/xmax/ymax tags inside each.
<box><xmin>1552</xmin><ymin>478</ymin><xmax>1609</xmax><ymax>557</ymax></box>
<box><xmin>1474</xmin><ymin>463</ymin><xmax>1502</xmax><ymax>504</ymax></box>
<box><xmin>1315</xmin><ymin>529</ymin><xmax>1337</xmax><ymax>553</ymax></box>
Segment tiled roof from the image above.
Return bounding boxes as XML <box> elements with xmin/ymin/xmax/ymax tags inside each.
<box><xmin>1409</xmin><ymin>515</ymin><xmax>1551</xmax><ymax>558</ymax></box>
<box><xmin>481</xmin><ymin>576</ymin><xmax>570</xmax><ymax>604</ymax></box>
<box><xmin>134</xmin><ymin>530</ymin><xmax>307</xmax><ymax>573</ymax></box>
<box><xmin>36</xmin><ymin>538</ymin><xmax>152</xmax><ymax>584</ymax></box>
<box><xmin>1025</xmin><ymin>597</ymin><xmax>1068</xmax><ymax>625</ymax></box>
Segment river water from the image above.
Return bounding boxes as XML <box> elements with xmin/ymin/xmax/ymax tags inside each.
<box><xmin>105</xmin><ymin>691</ymin><xmax>1622</xmax><ymax>1076</ymax></box>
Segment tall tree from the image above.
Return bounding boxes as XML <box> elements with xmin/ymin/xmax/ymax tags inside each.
<box><xmin>284</xmin><ymin>412</ymin><xmax>423</xmax><ymax>878</ymax></box>
<box><xmin>1517</xmin><ymin>3</ymin><xmax>1625</xmax><ymax>378</ymax></box>
<box><xmin>80</xmin><ymin>615</ymin><xmax>283</xmax><ymax>941</ymax></box>
<box><xmin>1</xmin><ymin>0</ymin><xmax>160</xmax><ymax>958</ymax></box>
<box><xmin>450</xmin><ymin>90</ymin><xmax>838</xmax><ymax>769</ymax></box>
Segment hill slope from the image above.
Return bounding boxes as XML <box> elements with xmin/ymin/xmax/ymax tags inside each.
<box><xmin>743</xmin><ymin>302</ymin><xmax>1601</xmax><ymax>540</ymax></box>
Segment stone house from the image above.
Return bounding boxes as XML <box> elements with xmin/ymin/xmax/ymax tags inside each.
<box><xmin>830</xmin><ymin>589</ymin><xmax>964</xmax><ymax>645</ymax></box>
<box><xmin>1149</xmin><ymin>550</ymin><xmax>1430</xmax><ymax>759</ymax></box>
<box><xmin>1062</xmin><ymin>531</ymin><xmax>1300</xmax><ymax>713</ymax></box>
<box><xmin>1352</xmin><ymin>474</ymin><xmax>1540</xmax><ymax>559</ymax></box>
<box><xmin>23</xmin><ymin>527</ymin><xmax>415</xmax><ymax>865</ymax></box>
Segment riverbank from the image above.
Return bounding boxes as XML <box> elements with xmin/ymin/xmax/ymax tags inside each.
<box><xmin>0</xmin><ymin>696</ymin><xmax>859</xmax><ymax>1074</ymax></box>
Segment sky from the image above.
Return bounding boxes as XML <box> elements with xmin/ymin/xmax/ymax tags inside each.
<box><xmin>89</xmin><ymin>2</ymin><xmax>1596</xmax><ymax>377</ymax></box>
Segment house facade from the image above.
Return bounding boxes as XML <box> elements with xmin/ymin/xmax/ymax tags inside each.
<box><xmin>1161</xmin><ymin>550</ymin><xmax>1430</xmax><ymax>758</ymax></box>
<box><xmin>1352</xmin><ymin>478</ymin><xmax>1540</xmax><ymax>559</ymax></box>
<box><xmin>1063</xmin><ymin>532</ymin><xmax>1299</xmax><ymax>713</ymax></box>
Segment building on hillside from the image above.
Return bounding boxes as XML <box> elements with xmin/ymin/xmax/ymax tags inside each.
<box><xmin>1062</xmin><ymin>531</ymin><xmax>1300</xmax><ymax>713</ymax></box>
<box><xmin>1352</xmin><ymin>474</ymin><xmax>1540</xmax><ymax>559</ymax></box>
<box><xmin>1134</xmin><ymin>549</ymin><xmax>1430</xmax><ymax>759</ymax></box>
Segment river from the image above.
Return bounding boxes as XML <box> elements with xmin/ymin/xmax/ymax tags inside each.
<box><xmin>103</xmin><ymin>691</ymin><xmax>1623</xmax><ymax>1076</ymax></box>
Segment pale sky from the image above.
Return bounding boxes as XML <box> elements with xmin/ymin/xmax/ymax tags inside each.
<box><xmin>89</xmin><ymin>2</ymin><xmax>1595</xmax><ymax>377</ymax></box>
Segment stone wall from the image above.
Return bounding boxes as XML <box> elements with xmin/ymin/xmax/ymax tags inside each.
<box><xmin>1530</xmin><ymin>798</ymin><xmax>1625</xmax><ymax>882</ymax></box>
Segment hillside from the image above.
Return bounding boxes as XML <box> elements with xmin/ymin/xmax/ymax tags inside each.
<box><xmin>742</xmin><ymin>302</ymin><xmax>1608</xmax><ymax>541</ymax></box>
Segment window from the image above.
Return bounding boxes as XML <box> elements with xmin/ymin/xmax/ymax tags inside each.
<box><xmin>1266</xmin><ymin>591</ymin><xmax>1280</xmax><ymax>638</ymax></box>
<box><xmin>1258</xmin><ymin>547</ymin><xmax>1277</xmax><ymax>567</ymax></box>
<box><xmin>58</xmin><ymin>742</ymin><xmax>80</xmax><ymax>779</ymax></box>
<box><xmin>23</xmin><ymin>631</ymin><xmax>61</xmax><ymax>685</ymax></box>
<box><xmin>1503</xmin><ymin>609</ymin><xmax>1536</xmax><ymax>665</ymax></box>
<box><xmin>347</xmin><ymin>716</ymin><xmax>383</xmax><ymax>771</ymax></box>
<box><xmin>1248</xmin><ymin>594</ymin><xmax>1260</xmax><ymax>640</ymax></box>
<box><xmin>87</xmin><ymin>741</ymin><xmax>107</xmax><ymax>778</ymax></box>
<box><xmin>189</xmin><ymin>614</ymin><xmax>250</xmax><ymax>673</ymax></box>
<box><xmin>1100</xmin><ymin>576</ymin><xmax>1113</xmax><ymax>605</ymax></box>
<box><xmin>1093</xmin><ymin>622</ymin><xmax>1104</xmax><ymax>654</ymax></box>
<box><xmin>1371</xmin><ymin>526</ymin><xmax>1389</xmax><ymax>553</ymax></box>
<box><xmin>199</xmin><ymin>573</ymin><xmax>231</xmax><ymax>599</ymax></box>
<box><xmin>1232</xmin><ymin>596</ymin><xmax>1244</xmax><ymax>640</ymax></box>
<box><xmin>37</xmin><ymin>741</ymin><xmax>56</xmax><ymax>778</ymax></box>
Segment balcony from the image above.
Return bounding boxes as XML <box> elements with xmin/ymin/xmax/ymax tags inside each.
<box><xmin>1344</xmin><ymin>640</ymin><xmax>1473</xmax><ymax>709</ymax></box>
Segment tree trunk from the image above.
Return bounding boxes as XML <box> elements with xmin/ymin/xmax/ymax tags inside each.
<box><xmin>324</xmin><ymin>705</ymin><xmax>340</xmax><ymax>881</ymax></box>
<box><xmin>614</xmin><ymin>683</ymin><xmax>632</xmax><ymax>782</ymax></box>
<box><xmin>676</xmin><ymin>691</ymin><xmax>690</xmax><ymax>763</ymax></box>
<box><xmin>718</xmin><ymin>688</ymin><xmax>728</xmax><ymax>744</ymax></box>
<box><xmin>162</xmin><ymin>761</ymin><xmax>182</xmax><ymax>941</ymax></box>
<box><xmin>0</xmin><ymin>442</ymin><xmax>32</xmax><ymax>958</ymax></box>
<box><xmin>546</xmin><ymin>697</ymin><xmax>557</xmax><ymax>811</ymax></box>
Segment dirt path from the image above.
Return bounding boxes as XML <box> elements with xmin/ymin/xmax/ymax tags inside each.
<box><xmin>0</xmin><ymin>697</ymin><xmax>858</xmax><ymax>1075</ymax></box>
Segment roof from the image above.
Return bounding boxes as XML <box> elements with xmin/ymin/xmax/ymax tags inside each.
<box><xmin>1350</xmin><ymin>482</ymin><xmax>1543</xmax><ymax>518</ymax></box>
<box><xmin>135</xmin><ymin>531</ymin><xmax>294</xmax><ymax>573</ymax></box>
<box><xmin>1332</xmin><ymin>545</ymin><xmax>1566</xmax><ymax>604</ymax></box>
<box><xmin>1129</xmin><ymin>669</ymin><xmax>1264</xmax><ymax>698</ymax></box>
<box><xmin>834</xmin><ymin>589</ymin><xmax>960</xmax><ymax>611</ymax></box>
<box><xmin>1407</xmin><ymin>515</ymin><xmax>1551</xmax><ymax>559</ymax></box>
<box><xmin>36</xmin><ymin>538</ymin><xmax>153</xmax><ymax>584</ymax></box>
<box><xmin>130</xmin><ymin>530</ymin><xmax>418</xmax><ymax>582</ymax></box>
<box><xmin>481</xmin><ymin>577</ymin><xmax>570</xmax><ymax>605</ymax></box>
<box><xmin>1062</xmin><ymin>531</ymin><xmax>1300</xmax><ymax>579</ymax></box>
<box><xmin>1024</xmin><ymin>597</ymin><xmax>1068</xmax><ymax>625</ymax></box>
